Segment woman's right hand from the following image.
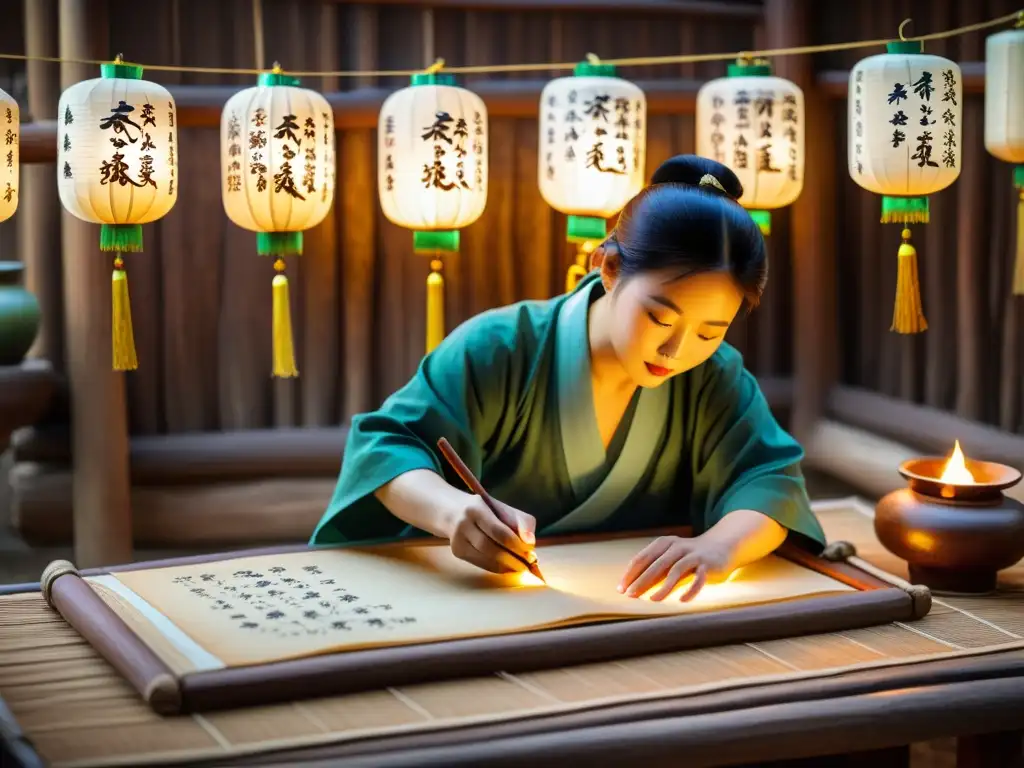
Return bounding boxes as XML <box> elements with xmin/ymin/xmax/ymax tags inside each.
<box><xmin>447</xmin><ymin>495</ymin><xmax>538</xmax><ymax>574</ymax></box>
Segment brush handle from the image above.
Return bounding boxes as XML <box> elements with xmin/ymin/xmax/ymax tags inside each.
<box><xmin>436</xmin><ymin>437</ymin><xmax>545</xmax><ymax>580</ymax></box>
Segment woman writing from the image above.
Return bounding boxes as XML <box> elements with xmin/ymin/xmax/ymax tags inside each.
<box><xmin>311</xmin><ymin>154</ymin><xmax>826</xmax><ymax>602</ymax></box>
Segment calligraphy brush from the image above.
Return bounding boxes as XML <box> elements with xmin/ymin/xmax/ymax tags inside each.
<box><xmin>436</xmin><ymin>437</ymin><xmax>547</xmax><ymax>584</ymax></box>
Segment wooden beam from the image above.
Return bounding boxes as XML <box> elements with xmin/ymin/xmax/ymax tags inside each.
<box><xmin>766</xmin><ymin>0</ymin><xmax>837</xmax><ymax>443</ymax></box>
<box><xmin>826</xmin><ymin>385</ymin><xmax>1024</xmax><ymax>469</ymax></box>
<box><xmin>13</xmin><ymin>424</ymin><xmax>347</xmax><ymax>481</ymax></box>
<box><xmin>8</xmin><ymin>373</ymin><xmax>793</xmax><ymax>476</ymax></box>
<box><xmin>10</xmin><ymin>464</ymin><xmax>333</xmax><ymax>546</ymax></box>
<box><xmin>817</xmin><ymin>62</ymin><xmax>986</xmax><ymax>99</ymax></box>
<box><xmin>18</xmin><ymin>78</ymin><xmax>704</xmax><ymax>164</ymax></box>
<box><xmin>59</xmin><ymin>0</ymin><xmax>133</xmax><ymax>569</ymax></box>
<box><xmin>321</xmin><ymin>0</ymin><xmax>763</xmax><ymax>18</ymax></box>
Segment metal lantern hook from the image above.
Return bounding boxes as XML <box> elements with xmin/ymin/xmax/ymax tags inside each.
<box><xmin>898</xmin><ymin>19</ymin><xmax>913</xmax><ymax>41</ymax></box>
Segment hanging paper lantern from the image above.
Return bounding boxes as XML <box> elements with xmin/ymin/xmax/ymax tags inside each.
<box><xmin>537</xmin><ymin>59</ymin><xmax>646</xmax><ymax>292</ymax></box>
<box><xmin>57</xmin><ymin>57</ymin><xmax>178</xmax><ymax>370</ymax></box>
<box><xmin>984</xmin><ymin>16</ymin><xmax>1024</xmax><ymax>294</ymax></box>
<box><xmin>695</xmin><ymin>57</ymin><xmax>804</xmax><ymax>236</ymax></box>
<box><xmin>378</xmin><ymin>68</ymin><xmax>488</xmax><ymax>353</ymax></box>
<box><xmin>221</xmin><ymin>66</ymin><xmax>335</xmax><ymax>378</ymax></box>
<box><xmin>0</xmin><ymin>87</ymin><xmax>18</xmax><ymax>223</ymax></box>
<box><xmin>848</xmin><ymin>38</ymin><xmax>962</xmax><ymax>334</ymax></box>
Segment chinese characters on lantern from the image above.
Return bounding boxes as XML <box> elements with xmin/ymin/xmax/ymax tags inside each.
<box><xmin>250</xmin><ymin>107</ymin><xmax>268</xmax><ymax>193</ymax></box>
<box><xmin>782</xmin><ymin>93</ymin><xmax>799</xmax><ymax>180</ymax></box>
<box><xmin>272</xmin><ymin>113</ymin><xmax>304</xmax><ymax>199</ymax></box>
<box><xmin>226</xmin><ymin>112</ymin><xmax>242</xmax><ymax>192</ymax></box>
<box><xmin>564</xmin><ymin>89</ymin><xmax>580</xmax><ymax>164</ymax></box>
<box><xmin>473</xmin><ymin>110</ymin><xmax>484</xmax><ymax>189</ymax></box>
<box><xmin>583</xmin><ymin>92</ymin><xmax>624</xmax><ymax>174</ymax></box>
<box><xmin>3</xmin><ymin>107</ymin><xmax>14</xmax><ymax>204</ymax></box>
<box><xmin>885</xmin><ymin>68</ymin><xmax>957</xmax><ymax>169</ymax></box>
<box><xmin>414</xmin><ymin>107</ymin><xmax>484</xmax><ymax>193</ymax></box>
<box><xmin>854</xmin><ymin>70</ymin><xmax>864</xmax><ymax>175</ymax></box>
<box><xmin>98</xmin><ymin>100</ymin><xmax>158</xmax><ymax>189</ymax></box>
<box><xmin>732</xmin><ymin>87</ymin><xmax>750</xmax><ymax>169</ymax></box>
<box><xmin>940</xmin><ymin>69</ymin><xmax>958</xmax><ymax>168</ymax></box>
<box><xmin>302</xmin><ymin>115</ymin><xmax>317</xmax><ymax>195</ymax></box>
<box><xmin>383</xmin><ymin>114</ymin><xmax>395</xmax><ymax>191</ymax></box>
<box><xmin>166</xmin><ymin>102</ymin><xmax>175</xmax><ymax>196</ymax></box>
<box><xmin>60</xmin><ymin>107</ymin><xmax>73</xmax><ymax>179</ymax></box>
<box><xmin>710</xmin><ymin>95</ymin><xmax>726</xmax><ymax>162</ymax></box>
<box><xmin>421</xmin><ymin>111</ymin><xmax>458</xmax><ymax>190</ymax></box>
<box><xmin>321</xmin><ymin>111</ymin><xmax>332</xmax><ymax>202</ymax></box>
<box><xmin>754</xmin><ymin>89</ymin><xmax>780</xmax><ymax>173</ymax></box>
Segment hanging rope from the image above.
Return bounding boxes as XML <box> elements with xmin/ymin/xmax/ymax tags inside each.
<box><xmin>0</xmin><ymin>10</ymin><xmax>1017</xmax><ymax>77</ymax></box>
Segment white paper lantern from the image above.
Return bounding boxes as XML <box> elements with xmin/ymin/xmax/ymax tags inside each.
<box><xmin>848</xmin><ymin>40</ymin><xmax>963</xmax><ymax>335</ymax></box>
<box><xmin>537</xmin><ymin>63</ymin><xmax>646</xmax><ymax>233</ymax></box>
<box><xmin>984</xmin><ymin>21</ymin><xmax>1024</xmax><ymax>294</ymax></box>
<box><xmin>56</xmin><ymin>59</ymin><xmax>179</xmax><ymax>371</ymax></box>
<box><xmin>537</xmin><ymin>60</ymin><xmax>646</xmax><ymax>291</ymax></box>
<box><xmin>696</xmin><ymin>58</ymin><xmax>804</xmax><ymax>235</ymax></box>
<box><xmin>221</xmin><ymin>69</ymin><xmax>336</xmax><ymax>378</ymax></box>
<box><xmin>985</xmin><ymin>24</ymin><xmax>1024</xmax><ymax>165</ymax></box>
<box><xmin>378</xmin><ymin>72</ymin><xmax>488</xmax><ymax>353</ymax></box>
<box><xmin>0</xmin><ymin>87</ymin><xmax>18</xmax><ymax>223</ymax></box>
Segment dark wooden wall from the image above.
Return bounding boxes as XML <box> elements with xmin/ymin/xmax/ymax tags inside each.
<box><xmin>1</xmin><ymin>0</ymin><xmax>1022</xmax><ymax>437</ymax></box>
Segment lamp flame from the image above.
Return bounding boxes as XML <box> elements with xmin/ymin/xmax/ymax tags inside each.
<box><xmin>939</xmin><ymin>440</ymin><xmax>976</xmax><ymax>484</ymax></box>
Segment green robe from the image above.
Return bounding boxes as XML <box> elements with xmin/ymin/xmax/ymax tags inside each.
<box><xmin>311</xmin><ymin>271</ymin><xmax>826</xmax><ymax>551</ymax></box>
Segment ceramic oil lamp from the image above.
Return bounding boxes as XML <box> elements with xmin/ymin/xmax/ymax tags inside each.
<box><xmin>875</xmin><ymin>441</ymin><xmax>1024</xmax><ymax>594</ymax></box>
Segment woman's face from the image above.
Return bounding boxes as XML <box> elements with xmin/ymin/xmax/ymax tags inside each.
<box><xmin>598</xmin><ymin>258</ymin><xmax>744</xmax><ymax>388</ymax></box>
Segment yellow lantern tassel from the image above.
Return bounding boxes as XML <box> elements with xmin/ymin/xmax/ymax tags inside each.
<box><xmin>1013</xmin><ymin>186</ymin><xmax>1024</xmax><ymax>296</ymax></box>
<box><xmin>426</xmin><ymin>258</ymin><xmax>444</xmax><ymax>354</ymax></box>
<box><xmin>111</xmin><ymin>255</ymin><xmax>138</xmax><ymax>371</ymax></box>
<box><xmin>891</xmin><ymin>227</ymin><xmax>928</xmax><ymax>334</ymax></box>
<box><xmin>565</xmin><ymin>240</ymin><xmax>596</xmax><ymax>294</ymax></box>
<box><xmin>272</xmin><ymin>258</ymin><xmax>298</xmax><ymax>378</ymax></box>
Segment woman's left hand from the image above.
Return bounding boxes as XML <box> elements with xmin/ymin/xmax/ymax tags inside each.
<box><xmin>618</xmin><ymin>535</ymin><xmax>736</xmax><ymax>602</ymax></box>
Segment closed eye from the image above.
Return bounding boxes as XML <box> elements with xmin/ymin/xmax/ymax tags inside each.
<box><xmin>697</xmin><ymin>333</ymin><xmax>720</xmax><ymax>341</ymax></box>
<box><xmin>647</xmin><ymin>311</ymin><xmax>671</xmax><ymax>328</ymax></box>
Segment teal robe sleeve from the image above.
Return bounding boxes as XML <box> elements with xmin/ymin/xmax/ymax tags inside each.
<box><xmin>689</xmin><ymin>345</ymin><xmax>826</xmax><ymax>553</ymax></box>
<box><xmin>310</xmin><ymin>310</ymin><xmax>524</xmax><ymax>546</ymax></box>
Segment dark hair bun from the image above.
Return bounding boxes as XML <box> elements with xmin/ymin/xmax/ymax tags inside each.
<box><xmin>649</xmin><ymin>154</ymin><xmax>744</xmax><ymax>201</ymax></box>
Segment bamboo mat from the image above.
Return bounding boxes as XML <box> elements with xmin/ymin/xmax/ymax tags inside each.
<box><xmin>1</xmin><ymin>498</ymin><xmax>1021</xmax><ymax>768</ymax></box>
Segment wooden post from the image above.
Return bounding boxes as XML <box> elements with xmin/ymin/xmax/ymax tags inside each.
<box><xmin>20</xmin><ymin>0</ymin><xmax>64</xmax><ymax>368</ymax></box>
<box><xmin>764</xmin><ymin>0</ymin><xmax>837</xmax><ymax>442</ymax></box>
<box><xmin>59</xmin><ymin>0</ymin><xmax>133</xmax><ymax>568</ymax></box>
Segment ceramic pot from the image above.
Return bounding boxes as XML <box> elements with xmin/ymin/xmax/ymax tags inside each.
<box><xmin>0</xmin><ymin>261</ymin><xmax>40</xmax><ymax>365</ymax></box>
<box><xmin>875</xmin><ymin>457</ymin><xmax>1024</xmax><ymax>594</ymax></box>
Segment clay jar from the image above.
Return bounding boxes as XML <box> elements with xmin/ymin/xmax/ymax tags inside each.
<box><xmin>0</xmin><ymin>262</ymin><xmax>40</xmax><ymax>365</ymax></box>
<box><xmin>875</xmin><ymin>457</ymin><xmax>1024</xmax><ymax>594</ymax></box>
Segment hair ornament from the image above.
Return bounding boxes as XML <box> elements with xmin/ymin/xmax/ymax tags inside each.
<box><xmin>698</xmin><ymin>173</ymin><xmax>727</xmax><ymax>194</ymax></box>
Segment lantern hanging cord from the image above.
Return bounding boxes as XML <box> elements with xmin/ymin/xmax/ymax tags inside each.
<box><xmin>0</xmin><ymin>9</ymin><xmax>1017</xmax><ymax>76</ymax></box>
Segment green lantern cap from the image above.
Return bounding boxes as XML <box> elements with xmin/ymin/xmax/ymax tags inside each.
<box><xmin>257</xmin><ymin>231</ymin><xmax>304</xmax><ymax>257</ymax></box>
<box><xmin>573</xmin><ymin>60</ymin><xmax>617</xmax><ymax>78</ymax></box>
<box><xmin>100</xmin><ymin>60</ymin><xmax>143</xmax><ymax>80</ymax></box>
<box><xmin>411</xmin><ymin>72</ymin><xmax>457</xmax><ymax>87</ymax></box>
<box><xmin>258</xmin><ymin>70</ymin><xmax>301</xmax><ymax>87</ymax></box>
<box><xmin>414</xmin><ymin>230</ymin><xmax>460</xmax><ymax>253</ymax></box>
<box><xmin>727</xmin><ymin>59</ymin><xmax>772</xmax><ymax>77</ymax></box>
<box><xmin>567</xmin><ymin>215</ymin><xmax>607</xmax><ymax>242</ymax></box>
<box><xmin>881</xmin><ymin>195</ymin><xmax>930</xmax><ymax>224</ymax></box>
<box><xmin>886</xmin><ymin>40</ymin><xmax>923</xmax><ymax>54</ymax></box>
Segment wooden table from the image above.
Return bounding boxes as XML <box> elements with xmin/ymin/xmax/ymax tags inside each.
<box><xmin>0</xmin><ymin>498</ymin><xmax>1021</xmax><ymax>768</ymax></box>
